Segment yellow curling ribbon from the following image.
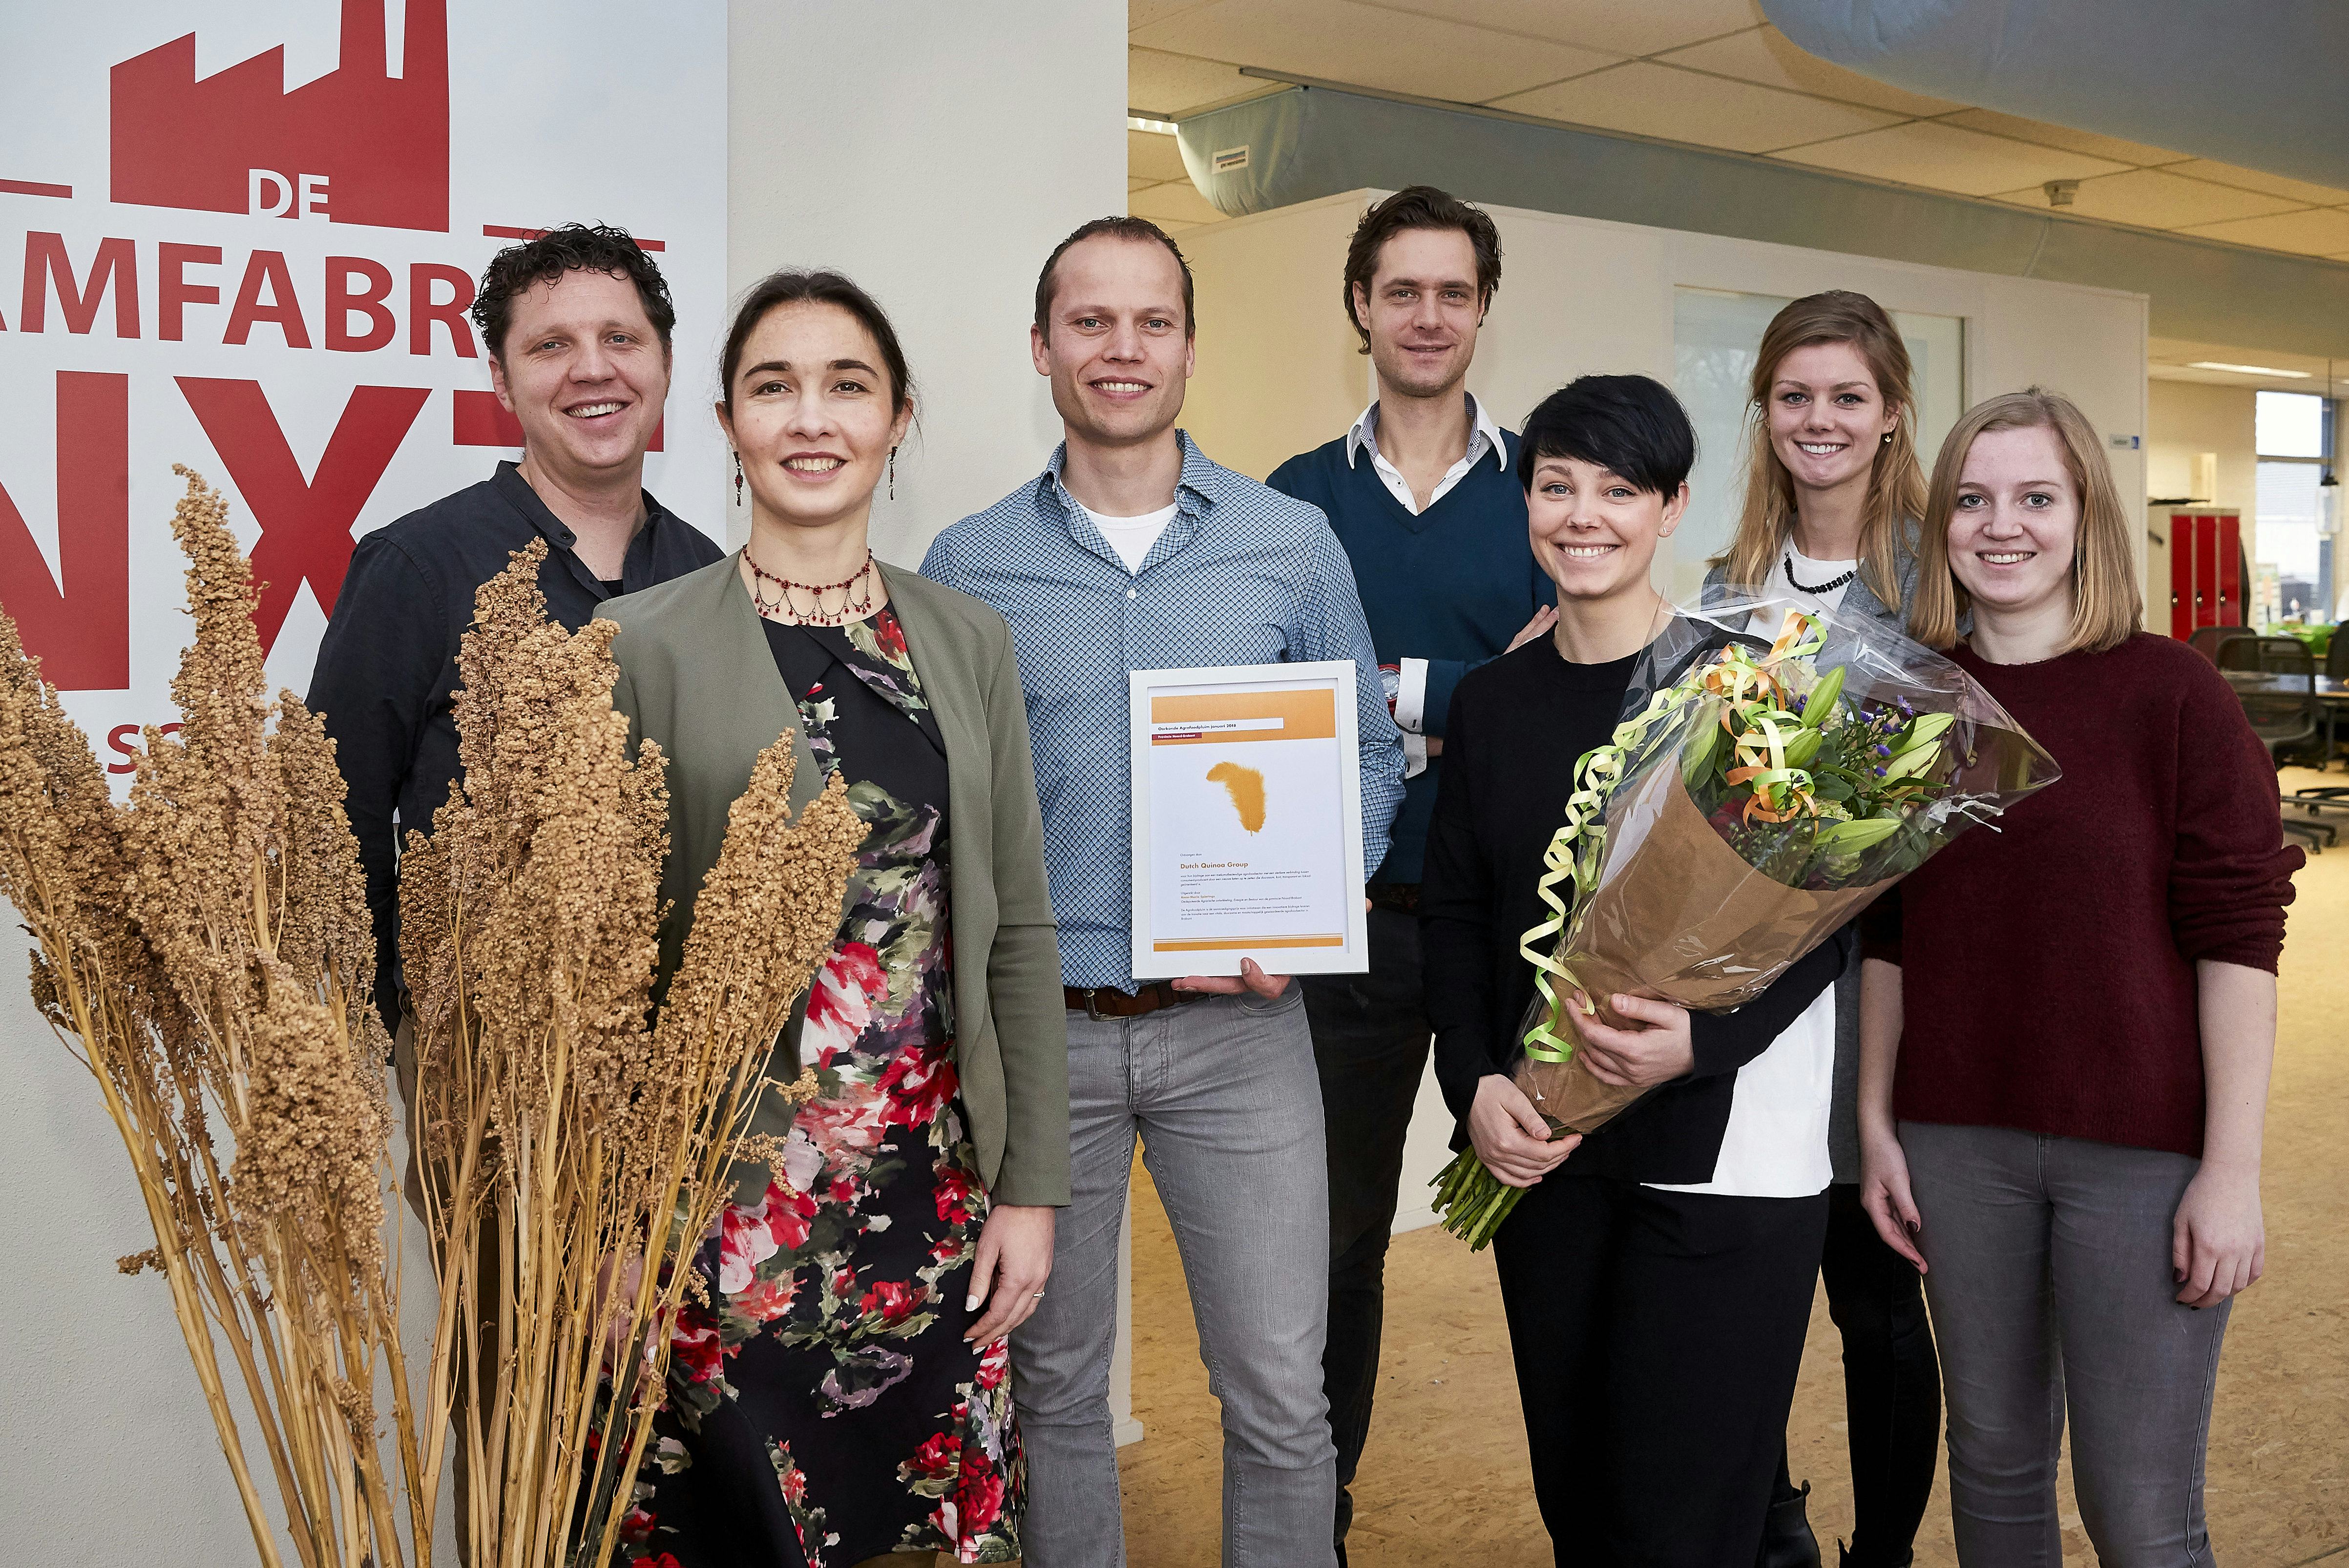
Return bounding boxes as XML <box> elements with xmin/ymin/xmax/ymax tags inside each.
<box><xmin>1515</xmin><ymin>609</ymin><xmax>1825</xmax><ymax>1063</ymax></box>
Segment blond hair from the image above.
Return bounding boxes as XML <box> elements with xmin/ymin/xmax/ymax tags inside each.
<box><xmin>1910</xmin><ymin>387</ymin><xmax>2142</xmax><ymax>654</ymax></box>
<box><xmin>1712</xmin><ymin>291</ymin><xmax>1927</xmax><ymax>611</ymax></box>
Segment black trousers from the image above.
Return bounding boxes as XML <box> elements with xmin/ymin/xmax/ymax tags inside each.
<box><xmin>1300</xmin><ymin>905</ymin><xmax>1432</xmax><ymax>1562</ymax></box>
<box><xmin>1492</xmin><ymin>1173</ymin><xmax>1829</xmax><ymax>1568</ymax></box>
<box><xmin>1793</xmin><ymin>1181</ymin><xmax>1941</xmax><ymax>1567</ymax></box>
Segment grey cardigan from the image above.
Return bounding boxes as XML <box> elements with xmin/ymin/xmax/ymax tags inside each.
<box><xmin>1699</xmin><ymin>523</ymin><xmax>1920</xmax><ymax>1185</ymax></box>
<box><xmin>597</xmin><ymin>555</ymin><xmax>1071</xmax><ymax>1208</ymax></box>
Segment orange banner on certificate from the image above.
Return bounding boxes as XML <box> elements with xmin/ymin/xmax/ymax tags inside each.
<box><xmin>1149</xmin><ymin>687</ymin><xmax>1337</xmax><ymax>745</ymax></box>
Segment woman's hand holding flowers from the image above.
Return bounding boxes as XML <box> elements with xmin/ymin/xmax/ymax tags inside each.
<box><xmin>1568</xmin><ymin>993</ymin><xmax>1695</xmax><ymax>1088</ymax></box>
<box><xmin>1469</xmin><ymin>1075</ymin><xmax>1580</xmax><ymax>1188</ymax></box>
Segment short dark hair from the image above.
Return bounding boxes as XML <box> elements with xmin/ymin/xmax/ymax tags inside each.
<box><xmin>469</xmin><ymin>223</ymin><xmax>675</xmax><ymax>361</ymax></box>
<box><xmin>1034</xmin><ymin>216</ymin><xmax>1195</xmax><ymax>340</ymax></box>
<box><xmin>718</xmin><ymin>269</ymin><xmax>915</xmax><ymax>419</ymax></box>
<box><xmin>1342</xmin><ymin>185</ymin><xmax>1502</xmax><ymax>355</ymax></box>
<box><xmin>1519</xmin><ymin>375</ymin><xmax>1696</xmax><ymax>496</ymax></box>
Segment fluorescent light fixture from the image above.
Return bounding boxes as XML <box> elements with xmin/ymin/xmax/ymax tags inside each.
<box><xmin>1127</xmin><ymin>115</ymin><xmax>1178</xmax><ymax>135</ymax></box>
<box><xmin>2184</xmin><ymin>360</ymin><xmax>2313</xmax><ymax>378</ymax></box>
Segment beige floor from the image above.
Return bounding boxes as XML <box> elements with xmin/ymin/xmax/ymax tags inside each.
<box><xmin>1110</xmin><ymin>766</ymin><xmax>2348</xmax><ymax>1566</ymax></box>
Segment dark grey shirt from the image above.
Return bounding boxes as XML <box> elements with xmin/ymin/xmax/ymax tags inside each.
<box><xmin>309</xmin><ymin>461</ymin><xmax>723</xmax><ymax>1024</ymax></box>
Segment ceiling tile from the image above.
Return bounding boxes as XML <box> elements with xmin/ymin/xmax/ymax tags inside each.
<box><xmin>1936</xmin><ymin>109</ymin><xmax>2188</xmax><ymax>168</ymax></box>
<box><xmin>1131</xmin><ymin>0</ymin><xmax>1219</xmax><ymax>30</ymax></box>
<box><xmin>1493</xmin><ymin>61</ymin><xmax>1898</xmax><ymax>155</ymax></box>
<box><xmin>1129</xmin><ymin>178</ymin><xmax>1227</xmax><ymax>228</ymax></box>
<box><xmin>1658</xmin><ymin>25</ymin><xmax>1964</xmax><ymax>117</ymax></box>
<box><xmin>1129</xmin><ymin>126</ymin><xmax>1190</xmax><ymax>183</ymax></box>
<box><xmin>1355</xmin><ymin>0</ymin><xmax>1762</xmax><ymax>58</ymax></box>
<box><xmin>1774</xmin><ymin>121</ymin><xmax>2130</xmax><ymax>196</ymax></box>
<box><xmin>2180</xmin><ymin>208</ymin><xmax>2349</xmax><ymax>256</ymax></box>
<box><xmin>1131</xmin><ymin>0</ymin><xmax>1620</xmax><ymax>105</ymax></box>
<box><xmin>1129</xmin><ymin>46</ymin><xmax>1284</xmax><ymax>118</ymax></box>
<box><xmin>2164</xmin><ymin>159</ymin><xmax>2349</xmax><ymax>208</ymax></box>
<box><xmin>1986</xmin><ymin>169</ymin><xmax>2307</xmax><ymax>230</ymax></box>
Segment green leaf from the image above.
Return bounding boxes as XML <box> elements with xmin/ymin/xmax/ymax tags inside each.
<box><xmin>1813</xmin><ymin>772</ymin><xmax>1855</xmax><ymax>803</ymax></box>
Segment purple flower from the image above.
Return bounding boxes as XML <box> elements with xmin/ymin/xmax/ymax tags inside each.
<box><xmin>1874</xmin><ymin>744</ymin><xmax>1891</xmax><ymax>757</ymax></box>
<box><xmin>1872</xmin><ymin>765</ymin><xmax>1887</xmax><ymax>777</ymax></box>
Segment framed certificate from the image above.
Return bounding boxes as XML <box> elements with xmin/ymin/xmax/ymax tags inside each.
<box><xmin>1128</xmin><ymin>660</ymin><xmax>1370</xmax><ymax>979</ymax></box>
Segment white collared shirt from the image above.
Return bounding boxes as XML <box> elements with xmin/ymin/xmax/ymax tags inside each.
<box><xmin>1345</xmin><ymin>393</ymin><xmax>1510</xmax><ymax>516</ymax></box>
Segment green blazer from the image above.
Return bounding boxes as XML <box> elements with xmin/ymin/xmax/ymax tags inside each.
<box><xmin>596</xmin><ymin>554</ymin><xmax>1070</xmax><ymax>1208</ymax></box>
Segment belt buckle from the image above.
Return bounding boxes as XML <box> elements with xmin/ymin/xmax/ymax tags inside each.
<box><xmin>1083</xmin><ymin>988</ymin><xmax>1109</xmax><ymax>1022</ymax></box>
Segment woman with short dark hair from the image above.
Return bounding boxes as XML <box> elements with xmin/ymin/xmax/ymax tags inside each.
<box><xmin>1422</xmin><ymin>374</ymin><xmax>1850</xmax><ymax>1564</ymax></box>
<box><xmin>598</xmin><ymin>270</ymin><xmax>1069</xmax><ymax>1566</ymax></box>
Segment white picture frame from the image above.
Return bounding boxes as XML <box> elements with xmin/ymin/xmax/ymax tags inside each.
<box><xmin>1128</xmin><ymin>660</ymin><xmax>1370</xmax><ymax>979</ymax></box>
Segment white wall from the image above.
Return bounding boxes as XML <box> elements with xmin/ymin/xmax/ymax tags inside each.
<box><xmin>726</xmin><ymin>0</ymin><xmax>1126</xmax><ymax>566</ymax></box>
<box><xmin>0</xmin><ymin>8</ymin><xmax>1131</xmax><ymax>1560</ymax></box>
<box><xmin>1184</xmin><ymin>191</ymin><xmax>2152</xmax><ymax>1233</ymax></box>
<box><xmin>1184</xmin><ymin>191</ymin><xmax>2151</xmax><ymax>603</ymax></box>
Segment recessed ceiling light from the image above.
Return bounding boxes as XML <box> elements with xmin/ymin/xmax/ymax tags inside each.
<box><xmin>2184</xmin><ymin>360</ymin><xmax>2313</xmax><ymax>377</ymax></box>
<box><xmin>1127</xmin><ymin>115</ymin><xmax>1179</xmax><ymax>135</ymax></box>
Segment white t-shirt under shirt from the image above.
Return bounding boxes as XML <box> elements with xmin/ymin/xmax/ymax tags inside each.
<box><xmin>1076</xmin><ymin>500</ymin><xmax>1179</xmax><ymax>575</ymax></box>
<box><xmin>1644</xmin><ymin>986</ymin><xmax>1837</xmax><ymax>1198</ymax></box>
<box><xmin>1747</xmin><ymin>547</ymin><xmax>1858</xmax><ymax>637</ymax></box>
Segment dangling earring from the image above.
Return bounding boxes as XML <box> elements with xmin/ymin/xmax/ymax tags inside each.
<box><xmin>888</xmin><ymin>446</ymin><xmax>898</xmax><ymax>501</ymax></box>
<box><xmin>1882</xmin><ymin>430</ymin><xmax>1895</xmax><ymax>445</ymax></box>
<box><xmin>732</xmin><ymin>450</ymin><xmax>744</xmax><ymax>505</ymax></box>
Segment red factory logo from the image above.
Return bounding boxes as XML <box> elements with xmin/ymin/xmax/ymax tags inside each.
<box><xmin>110</xmin><ymin>0</ymin><xmax>450</xmax><ymax>232</ymax></box>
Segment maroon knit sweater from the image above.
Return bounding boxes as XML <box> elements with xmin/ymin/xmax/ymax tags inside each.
<box><xmin>1863</xmin><ymin>633</ymin><xmax>2301</xmax><ymax>1157</ymax></box>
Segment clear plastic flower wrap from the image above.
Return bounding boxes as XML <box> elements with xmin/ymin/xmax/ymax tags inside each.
<box><xmin>1432</xmin><ymin>596</ymin><xmax>2063</xmax><ymax>1249</ymax></box>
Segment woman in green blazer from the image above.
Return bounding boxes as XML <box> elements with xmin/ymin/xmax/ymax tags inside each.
<box><xmin>598</xmin><ymin>270</ymin><xmax>1067</xmax><ymax>1568</ymax></box>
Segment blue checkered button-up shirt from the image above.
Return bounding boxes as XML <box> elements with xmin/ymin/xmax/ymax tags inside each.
<box><xmin>922</xmin><ymin>431</ymin><xmax>1406</xmax><ymax>992</ymax></box>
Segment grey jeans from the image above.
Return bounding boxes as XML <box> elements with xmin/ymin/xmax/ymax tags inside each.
<box><xmin>1903</xmin><ymin>1122</ymin><xmax>2231</xmax><ymax>1567</ymax></box>
<box><xmin>1011</xmin><ymin>986</ymin><xmax>1338</xmax><ymax>1568</ymax></box>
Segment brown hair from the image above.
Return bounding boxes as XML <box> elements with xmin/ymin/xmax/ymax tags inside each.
<box><xmin>1342</xmin><ymin>185</ymin><xmax>1502</xmax><ymax>355</ymax></box>
<box><xmin>1711</xmin><ymin>291</ymin><xmax>1926</xmax><ymax>611</ymax></box>
<box><xmin>1911</xmin><ymin>387</ymin><xmax>2142</xmax><ymax>654</ymax></box>
<box><xmin>718</xmin><ymin>268</ymin><xmax>915</xmax><ymax>418</ymax></box>
<box><xmin>1034</xmin><ymin>215</ymin><xmax>1195</xmax><ymax>340</ymax></box>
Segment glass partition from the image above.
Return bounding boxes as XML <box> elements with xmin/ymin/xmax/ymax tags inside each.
<box><xmin>1670</xmin><ymin>288</ymin><xmax>1964</xmax><ymax>603</ymax></box>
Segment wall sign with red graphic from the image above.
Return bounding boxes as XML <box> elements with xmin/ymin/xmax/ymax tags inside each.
<box><xmin>0</xmin><ymin>0</ymin><xmax>727</xmax><ymax>778</ymax></box>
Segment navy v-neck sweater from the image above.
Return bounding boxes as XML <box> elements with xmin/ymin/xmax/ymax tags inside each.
<box><xmin>1269</xmin><ymin>427</ymin><xmax>1552</xmax><ymax>882</ymax></box>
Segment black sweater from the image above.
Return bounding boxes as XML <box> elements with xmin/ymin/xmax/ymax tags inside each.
<box><xmin>1421</xmin><ymin>633</ymin><xmax>1852</xmax><ymax>1185</ymax></box>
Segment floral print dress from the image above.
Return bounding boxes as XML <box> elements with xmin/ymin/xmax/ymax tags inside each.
<box><xmin>624</xmin><ymin>606</ymin><xmax>1022</xmax><ymax>1568</ymax></box>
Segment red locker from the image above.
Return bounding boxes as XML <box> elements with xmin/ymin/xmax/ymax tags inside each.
<box><xmin>2160</xmin><ymin>508</ymin><xmax>2245</xmax><ymax>641</ymax></box>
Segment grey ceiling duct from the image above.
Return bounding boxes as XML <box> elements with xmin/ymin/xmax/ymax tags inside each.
<box><xmin>1174</xmin><ymin>83</ymin><xmax>2349</xmax><ymax>359</ymax></box>
<box><xmin>1760</xmin><ymin>0</ymin><xmax>2349</xmax><ymax>191</ymax></box>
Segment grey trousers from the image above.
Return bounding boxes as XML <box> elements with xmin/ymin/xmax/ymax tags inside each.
<box><xmin>1011</xmin><ymin>987</ymin><xmax>1339</xmax><ymax>1568</ymax></box>
<box><xmin>1903</xmin><ymin>1121</ymin><xmax>2232</xmax><ymax>1567</ymax></box>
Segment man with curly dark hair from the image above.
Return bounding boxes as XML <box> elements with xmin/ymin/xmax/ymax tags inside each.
<box><xmin>314</xmin><ymin>222</ymin><xmax>718</xmax><ymax>1032</ymax></box>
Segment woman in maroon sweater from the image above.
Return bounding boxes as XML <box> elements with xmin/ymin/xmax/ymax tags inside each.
<box><xmin>1857</xmin><ymin>388</ymin><xmax>2300</xmax><ymax>1566</ymax></box>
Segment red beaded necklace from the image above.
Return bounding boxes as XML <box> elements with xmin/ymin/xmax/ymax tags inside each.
<box><xmin>745</xmin><ymin>547</ymin><xmax>879</xmax><ymax>627</ymax></box>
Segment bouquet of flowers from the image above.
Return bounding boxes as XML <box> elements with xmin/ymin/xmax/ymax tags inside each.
<box><xmin>1432</xmin><ymin>597</ymin><xmax>2060</xmax><ymax>1250</ymax></box>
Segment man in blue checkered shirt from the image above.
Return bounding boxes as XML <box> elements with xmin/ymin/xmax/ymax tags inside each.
<box><xmin>923</xmin><ymin>215</ymin><xmax>1403</xmax><ymax>1568</ymax></box>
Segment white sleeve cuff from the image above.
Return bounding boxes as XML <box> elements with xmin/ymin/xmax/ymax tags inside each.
<box><xmin>1395</xmin><ymin>658</ymin><xmax>1430</xmax><ymax>779</ymax></box>
<box><xmin>1393</xmin><ymin>658</ymin><xmax>1429</xmax><ymax>734</ymax></box>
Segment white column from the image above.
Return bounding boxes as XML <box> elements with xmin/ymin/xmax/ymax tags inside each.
<box><xmin>726</xmin><ymin>0</ymin><xmax>1128</xmax><ymax>564</ymax></box>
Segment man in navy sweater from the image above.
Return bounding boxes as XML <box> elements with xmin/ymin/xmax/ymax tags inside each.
<box><xmin>1267</xmin><ymin>186</ymin><xmax>1553</xmax><ymax>1561</ymax></box>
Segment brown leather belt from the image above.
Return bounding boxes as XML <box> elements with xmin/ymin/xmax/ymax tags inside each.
<box><xmin>1064</xmin><ymin>982</ymin><xmax>1201</xmax><ymax>1020</ymax></box>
